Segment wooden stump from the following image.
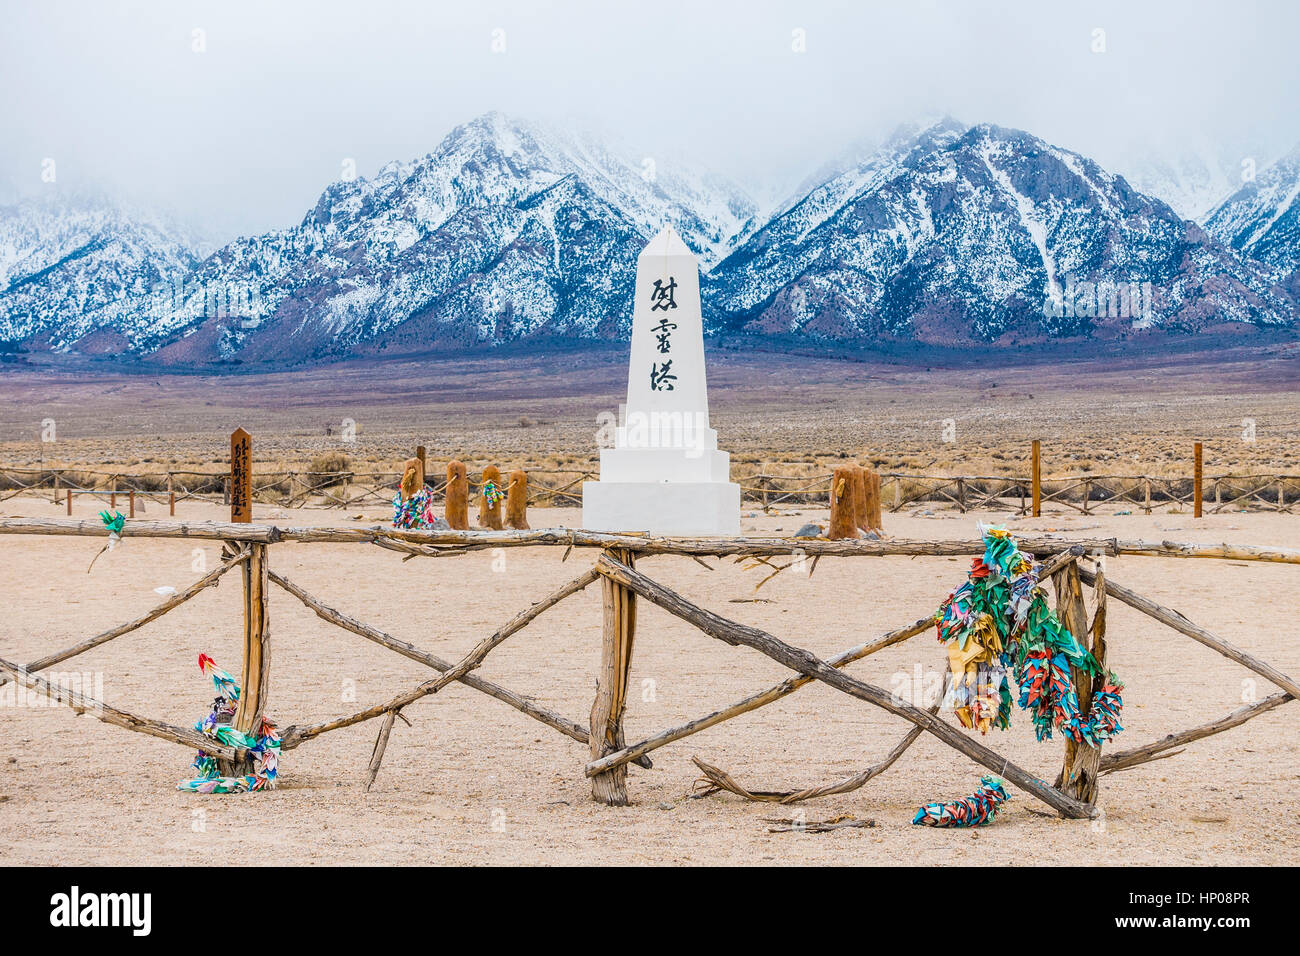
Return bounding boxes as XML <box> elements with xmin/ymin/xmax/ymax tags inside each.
<box><xmin>445</xmin><ymin>460</ymin><xmax>469</xmax><ymax>530</ymax></box>
<box><xmin>479</xmin><ymin>465</ymin><xmax>504</xmax><ymax>530</ymax></box>
<box><xmin>1053</xmin><ymin>560</ymin><xmax>1102</xmax><ymax>806</ymax></box>
<box><xmin>590</xmin><ymin>548</ymin><xmax>637</xmax><ymax>805</ymax></box>
<box><xmin>828</xmin><ymin>467</ymin><xmax>857</xmax><ymax>539</ymax></box>
<box><xmin>222</xmin><ymin>541</ymin><xmax>270</xmax><ymax>777</ymax></box>
<box><xmin>506</xmin><ymin>469</ymin><xmax>529</xmax><ymax>530</ymax></box>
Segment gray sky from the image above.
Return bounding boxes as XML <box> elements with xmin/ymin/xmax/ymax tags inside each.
<box><xmin>3</xmin><ymin>0</ymin><xmax>1298</xmax><ymax>241</ymax></box>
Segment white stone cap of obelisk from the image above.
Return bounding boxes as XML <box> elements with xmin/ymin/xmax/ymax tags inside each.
<box><xmin>617</xmin><ymin>225</ymin><xmax>716</xmax><ymax>453</ymax></box>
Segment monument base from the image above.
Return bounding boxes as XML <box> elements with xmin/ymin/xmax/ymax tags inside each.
<box><xmin>581</xmin><ymin>480</ymin><xmax>741</xmax><ymax>536</ymax></box>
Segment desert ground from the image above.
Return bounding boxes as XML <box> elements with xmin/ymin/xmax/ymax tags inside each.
<box><xmin>1</xmin><ymin>343</ymin><xmax>1297</xmax><ymax>865</ymax></box>
<box><xmin>1</xmin><ymin>338</ymin><xmax>1298</xmax><ymax>482</ymax></box>
<box><xmin>0</xmin><ymin>493</ymin><xmax>1297</xmax><ymax>866</ymax></box>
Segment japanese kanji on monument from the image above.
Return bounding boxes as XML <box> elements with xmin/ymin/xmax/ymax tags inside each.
<box><xmin>582</xmin><ymin>226</ymin><xmax>741</xmax><ymax>535</ymax></box>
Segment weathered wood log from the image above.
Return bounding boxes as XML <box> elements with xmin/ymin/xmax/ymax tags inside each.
<box><xmin>505</xmin><ymin>469</ymin><xmax>529</xmax><ymax>530</ymax></box>
<box><xmin>0</xmin><ymin>547</ymin><xmax>248</xmax><ymax>689</ymax></box>
<box><xmin>586</xmin><ymin>614</ymin><xmax>934</xmax><ymax>778</ymax></box>
<box><xmin>1076</xmin><ymin>565</ymin><xmax>1300</xmax><ymax>700</ymax></box>
<box><xmin>0</xmin><ymin>656</ymin><xmax>245</xmax><ymax>762</ymax></box>
<box><xmin>828</xmin><ymin>468</ymin><xmax>858</xmax><ymax>540</ymax></box>
<box><xmin>479</xmin><ymin>465</ymin><xmax>504</xmax><ymax>530</ymax></box>
<box><xmin>6</xmin><ymin>518</ymin><xmax>1300</xmax><ymax>566</ymax></box>
<box><xmin>445</xmin><ymin>460</ymin><xmax>469</xmax><ymax>530</ymax></box>
<box><xmin>363</xmin><ymin>709</ymin><xmax>397</xmax><ymax>792</ymax></box>
<box><xmin>693</xmin><ymin>704</ymin><xmax>939</xmax><ymax>804</ymax></box>
<box><xmin>272</xmin><ymin>566</ymin><xmax>624</xmax><ymax>755</ymax></box>
<box><xmin>1052</xmin><ymin>560</ymin><xmax>1102</xmax><ymax>805</ymax></box>
<box><xmin>273</xmin><ymin>567</ymin><xmax>616</xmax><ymax>757</ymax></box>
<box><xmin>850</xmin><ymin>466</ymin><xmax>869</xmax><ymax>533</ymax></box>
<box><xmin>584</xmin><ymin>547</ymin><xmax>1080</xmax><ymax>778</ymax></box>
<box><xmin>1101</xmin><ymin>692</ymin><xmax>1292</xmax><ymax>774</ymax></box>
<box><xmin>593</xmin><ymin>554</ymin><xmax>1095</xmax><ymax>818</ymax></box>
<box><xmin>866</xmin><ymin>467</ymin><xmax>883</xmax><ymax>532</ymax></box>
<box><xmin>590</xmin><ymin>548</ymin><xmax>637</xmax><ymax>805</ymax></box>
<box><xmin>225</xmin><ymin>541</ymin><xmax>269</xmax><ymax>776</ymax></box>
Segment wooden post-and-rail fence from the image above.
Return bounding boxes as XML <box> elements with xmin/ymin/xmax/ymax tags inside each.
<box><xmin>2</xmin><ymin>486</ymin><xmax>1298</xmax><ymax>816</ymax></box>
<box><xmin>2</xmin><ymin>440</ymin><xmax>1287</xmax><ymax>517</ymax></box>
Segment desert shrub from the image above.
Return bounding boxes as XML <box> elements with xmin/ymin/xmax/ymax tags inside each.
<box><xmin>309</xmin><ymin>450</ymin><xmax>352</xmax><ymax>474</ymax></box>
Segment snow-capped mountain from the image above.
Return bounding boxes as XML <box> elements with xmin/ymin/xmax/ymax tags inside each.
<box><xmin>0</xmin><ymin>193</ymin><xmax>199</xmax><ymax>353</ymax></box>
<box><xmin>1</xmin><ymin>114</ymin><xmax>1294</xmax><ymax>364</ymax></box>
<box><xmin>3</xmin><ymin>112</ymin><xmax>756</xmax><ymax>362</ymax></box>
<box><xmin>1204</xmin><ymin>145</ymin><xmax>1300</xmax><ymax>288</ymax></box>
<box><xmin>704</xmin><ymin>122</ymin><xmax>1294</xmax><ymax>345</ymax></box>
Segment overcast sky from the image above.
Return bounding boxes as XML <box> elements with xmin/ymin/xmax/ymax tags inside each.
<box><xmin>3</xmin><ymin>0</ymin><xmax>1298</xmax><ymax>242</ymax></box>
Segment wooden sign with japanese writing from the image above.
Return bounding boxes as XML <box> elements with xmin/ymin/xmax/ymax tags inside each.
<box><xmin>230</xmin><ymin>427</ymin><xmax>252</xmax><ymax>523</ymax></box>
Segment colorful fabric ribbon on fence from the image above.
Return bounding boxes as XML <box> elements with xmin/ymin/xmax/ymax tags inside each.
<box><xmin>481</xmin><ymin>480</ymin><xmax>505</xmax><ymax>507</ymax></box>
<box><xmin>934</xmin><ymin>526</ymin><xmax>1123</xmax><ymax>744</ymax></box>
<box><xmin>392</xmin><ymin>487</ymin><xmax>437</xmax><ymax>530</ymax></box>
<box><xmin>913</xmin><ymin>776</ymin><xmax>1010</xmax><ymax>827</ymax></box>
<box><xmin>87</xmin><ymin>511</ymin><xmax>126</xmax><ymax>573</ymax></box>
<box><xmin>177</xmin><ymin>654</ymin><xmax>280</xmax><ymax>794</ymax></box>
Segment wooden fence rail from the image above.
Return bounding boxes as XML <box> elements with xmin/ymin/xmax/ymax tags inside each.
<box><xmin>1</xmin><ymin>517</ymin><xmax>1296</xmax><ymax>822</ymax></box>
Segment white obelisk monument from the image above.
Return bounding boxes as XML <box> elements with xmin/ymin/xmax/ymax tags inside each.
<box><xmin>582</xmin><ymin>226</ymin><xmax>741</xmax><ymax>535</ymax></box>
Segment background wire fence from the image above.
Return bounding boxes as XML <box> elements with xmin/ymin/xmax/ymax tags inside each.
<box><xmin>4</xmin><ymin>467</ymin><xmax>1299</xmax><ymax>514</ymax></box>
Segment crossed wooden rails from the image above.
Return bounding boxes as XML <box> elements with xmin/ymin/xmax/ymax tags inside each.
<box><xmin>1</xmin><ymin>517</ymin><xmax>1297</xmax><ymax>819</ymax></box>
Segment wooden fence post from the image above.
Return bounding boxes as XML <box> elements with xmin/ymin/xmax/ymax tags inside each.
<box><xmin>52</xmin><ymin>472</ymin><xmax>60</xmax><ymax>505</ymax></box>
<box><xmin>1143</xmin><ymin>477</ymin><xmax>1152</xmax><ymax>514</ymax></box>
<box><xmin>445</xmin><ymin>460</ymin><xmax>469</xmax><ymax>530</ymax></box>
<box><xmin>866</xmin><ymin>468</ymin><xmax>883</xmax><ymax>532</ymax></box>
<box><xmin>230</xmin><ymin>428</ymin><xmax>252</xmax><ymax>523</ymax></box>
<box><xmin>1053</xmin><ymin>559</ymin><xmax>1104</xmax><ymax>805</ymax></box>
<box><xmin>1081</xmin><ymin>479</ymin><xmax>1090</xmax><ymax>516</ymax></box>
<box><xmin>128</xmin><ymin>490</ymin><xmax>135</xmax><ymax>518</ymax></box>
<box><xmin>222</xmin><ymin>429</ymin><xmax>265</xmax><ymax>776</ymax></box>
<box><xmin>479</xmin><ymin>465</ymin><xmax>504</xmax><ymax>530</ymax></box>
<box><xmin>829</xmin><ymin>467</ymin><xmax>857</xmax><ymax>539</ymax></box>
<box><xmin>416</xmin><ymin>446</ymin><xmax>427</xmax><ymax>489</ymax></box>
<box><xmin>1031</xmin><ymin>440</ymin><xmax>1041</xmax><ymax>518</ymax></box>
<box><xmin>225</xmin><ymin>541</ymin><xmax>270</xmax><ymax>776</ymax></box>
<box><xmin>66</xmin><ymin>489</ymin><xmax>72</xmax><ymax>516</ymax></box>
<box><xmin>506</xmin><ymin>469</ymin><xmax>529</xmax><ymax>530</ymax></box>
<box><xmin>1194</xmin><ymin>442</ymin><xmax>1203</xmax><ymax>518</ymax></box>
<box><xmin>851</xmin><ymin>465</ymin><xmax>869</xmax><ymax>532</ymax></box>
<box><xmin>591</xmin><ymin>547</ymin><xmax>637</xmax><ymax>805</ymax></box>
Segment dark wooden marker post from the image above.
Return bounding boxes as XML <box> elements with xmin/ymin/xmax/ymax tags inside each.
<box><xmin>1194</xmin><ymin>442</ymin><xmax>1203</xmax><ymax>518</ymax></box>
<box><xmin>1031</xmin><ymin>439</ymin><xmax>1042</xmax><ymax>518</ymax></box>
<box><xmin>226</xmin><ymin>428</ymin><xmax>269</xmax><ymax>776</ymax></box>
<box><xmin>416</xmin><ymin>445</ymin><xmax>428</xmax><ymax>490</ymax></box>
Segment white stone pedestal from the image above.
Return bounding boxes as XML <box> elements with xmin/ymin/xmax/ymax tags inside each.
<box><xmin>581</xmin><ymin>226</ymin><xmax>740</xmax><ymax>535</ymax></box>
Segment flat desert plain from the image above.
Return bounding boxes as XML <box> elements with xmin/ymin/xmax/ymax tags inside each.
<box><xmin>1</xmin><ymin>496</ymin><xmax>1297</xmax><ymax>865</ymax></box>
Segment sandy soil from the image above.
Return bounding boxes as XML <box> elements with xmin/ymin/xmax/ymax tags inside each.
<box><xmin>0</xmin><ymin>495</ymin><xmax>1297</xmax><ymax>866</ymax></box>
